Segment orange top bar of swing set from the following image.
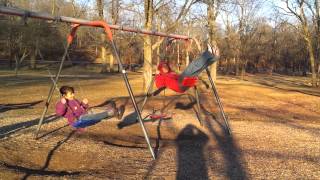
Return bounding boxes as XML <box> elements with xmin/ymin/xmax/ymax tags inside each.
<box><xmin>0</xmin><ymin>6</ymin><xmax>191</xmax><ymax>41</ymax></box>
<box><xmin>67</xmin><ymin>21</ymin><xmax>114</xmax><ymax>44</ymax></box>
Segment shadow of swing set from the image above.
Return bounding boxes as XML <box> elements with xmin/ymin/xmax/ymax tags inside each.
<box><xmin>0</xmin><ymin>6</ymin><xmax>231</xmax><ymax>160</ymax></box>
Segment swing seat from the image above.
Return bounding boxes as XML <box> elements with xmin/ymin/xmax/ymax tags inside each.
<box><xmin>72</xmin><ymin>119</ymin><xmax>102</xmax><ymax>128</ymax></box>
<box><xmin>149</xmin><ymin>113</ymin><xmax>172</xmax><ymax>120</ymax></box>
<box><xmin>71</xmin><ymin>110</ymin><xmax>112</xmax><ymax>128</ymax></box>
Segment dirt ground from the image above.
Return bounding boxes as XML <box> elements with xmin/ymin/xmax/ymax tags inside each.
<box><xmin>0</xmin><ymin>69</ymin><xmax>319</xmax><ymax>179</ymax></box>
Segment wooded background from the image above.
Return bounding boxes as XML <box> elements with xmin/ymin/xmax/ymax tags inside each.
<box><xmin>1</xmin><ymin>0</ymin><xmax>320</xmax><ymax>88</ymax></box>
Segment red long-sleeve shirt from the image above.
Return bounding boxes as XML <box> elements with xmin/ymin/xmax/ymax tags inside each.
<box><xmin>155</xmin><ymin>61</ymin><xmax>197</xmax><ymax>93</ymax></box>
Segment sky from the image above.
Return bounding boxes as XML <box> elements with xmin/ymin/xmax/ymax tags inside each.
<box><xmin>70</xmin><ymin>0</ymin><xmax>299</xmax><ymax>29</ymax></box>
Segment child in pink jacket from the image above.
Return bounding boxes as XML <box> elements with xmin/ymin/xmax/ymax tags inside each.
<box><xmin>56</xmin><ymin>86</ymin><xmax>123</xmax><ymax>129</ymax></box>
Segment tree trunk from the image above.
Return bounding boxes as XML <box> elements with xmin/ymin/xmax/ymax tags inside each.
<box><xmin>143</xmin><ymin>0</ymin><xmax>153</xmax><ymax>91</ymax></box>
<box><xmin>100</xmin><ymin>34</ymin><xmax>108</xmax><ymax>73</ymax></box>
<box><xmin>270</xmin><ymin>64</ymin><xmax>274</xmax><ymax>76</ymax></box>
<box><xmin>207</xmin><ymin>3</ymin><xmax>218</xmax><ymax>81</ymax></box>
<box><xmin>30</xmin><ymin>49</ymin><xmax>36</xmax><ymax>69</ymax></box>
<box><xmin>96</xmin><ymin>0</ymin><xmax>104</xmax><ymax>18</ymax></box>
<box><xmin>156</xmin><ymin>43</ymin><xmax>160</xmax><ymax>64</ymax></box>
<box><xmin>303</xmin><ymin>25</ymin><xmax>317</xmax><ymax>86</ymax></box>
<box><xmin>241</xmin><ymin>64</ymin><xmax>245</xmax><ymax>80</ymax></box>
<box><xmin>100</xmin><ymin>42</ymin><xmax>108</xmax><ymax>73</ymax></box>
<box><xmin>109</xmin><ymin>54</ymin><xmax>114</xmax><ymax>72</ymax></box>
<box><xmin>240</xmin><ymin>61</ymin><xmax>246</xmax><ymax>80</ymax></box>
<box><xmin>177</xmin><ymin>43</ymin><xmax>180</xmax><ymax>72</ymax></box>
<box><xmin>14</xmin><ymin>49</ymin><xmax>28</xmax><ymax>76</ymax></box>
<box><xmin>14</xmin><ymin>55</ymin><xmax>19</xmax><ymax>76</ymax></box>
<box><xmin>210</xmin><ymin>62</ymin><xmax>217</xmax><ymax>80</ymax></box>
<box><xmin>143</xmin><ymin>36</ymin><xmax>153</xmax><ymax>91</ymax></box>
<box><xmin>109</xmin><ymin>0</ymin><xmax>119</xmax><ymax>72</ymax></box>
<box><xmin>9</xmin><ymin>46</ymin><xmax>14</xmax><ymax>69</ymax></box>
<box><xmin>235</xmin><ymin>58</ymin><xmax>240</xmax><ymax>76</ymax></box>
<box><xmin>51</xmin><ymin>0</ymin><xmax>56</xmax><ymax>15</ymax></box>
<box><xmin>8</xmin><ymin>25</ymin><xmax>14</xmax><ymax>69</ymax></box>
<box><xmin>317</xmin><ymin>63</ymin><xmax>320</xmax><ymax>86</ymax></box>
<box><xmin>185</xmin><ymin>50</ymin><xmax>190</xmax><ymax>67</ymax></box>
<box><xmin>30</xmin><ymin>39</ymin><xmax>39</xmax><ymax>69</ymax></box>
<box><xmin>96</xmin><ymin>0</ymin><xmax>108</xmax><ymax>73</ymax></box>
<box><xmin>314</xmin><ymin>0</ymin><xmax>320</xmax><ymax>86</ymax></box>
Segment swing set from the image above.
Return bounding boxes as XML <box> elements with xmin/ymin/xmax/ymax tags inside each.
<box><xmin>0</xmin><ymin>6</ymin><xmax>231</xmax><ymax>160</ymax></box>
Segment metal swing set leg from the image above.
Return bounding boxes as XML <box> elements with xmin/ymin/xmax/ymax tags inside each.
<box><xmin>193</xmin><ymin>86</ymin><xmax>203</xmax><ymax>126</ymax></box>
<box><xmin>35</xmin><ymin>22</ymin><xmax>156</xmax><ymax>160</ymax></box>
<box><xmin>205</xmin><ymin>68</ymin><xmax>232</xmax><ymax>135</ymax></box>
<box><xmin>140</xmin><ymin>77</ymin><xmax>155</xmax><ymax>112</ymax></box>
<box><xmin>35</xmin><ymin>40</ymin><xmax>71</xmax><ymax>139</ymax></box>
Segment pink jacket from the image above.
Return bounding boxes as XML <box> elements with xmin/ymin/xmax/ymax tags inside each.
<box><xmin>55</xmin><ymin>99</ymin><xmax>89</xmax><ymax>125</ymax></box>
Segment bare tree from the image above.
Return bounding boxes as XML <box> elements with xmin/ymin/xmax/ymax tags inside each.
<box><xmin>52</xmin><ymin>0</ymin><xmax>56</xmax><ymax>15</ymax></box>
<box><xmin>141</xmin><ymin>0</ymin><xmax>195</xmax><ymax>90</ymax></box>
<box><xmin>96</xmin><ymin>0</ymin><xmax>108</xmax><ymax>73</ymax></box>
<box><xmin>305</xmin><ymin>0</ymin><xmax>320</xmax><ymax>85</ymax></box>
<box><xmin>231</xmin><ymin>0</ymin><xmax>262</xmax><ymax>79</ymax></box>
<box><xmin>220</xmin><ymin>10</ymin><xmax>240</xmax><ymax>74</ymax></box>
<box><xmin>279</xmin><ymin>0</ymin><xmax>317</xmax><ymax>86</ymax></box>
<box><xmin>109</xmin><ymin>0</ymin><xmax>120</xmax><ymax>72</ymax></box>
<box><xmin>205</xmin><ymin>0</ymin><xmax>222</xmax><ymax>80</ymax></box>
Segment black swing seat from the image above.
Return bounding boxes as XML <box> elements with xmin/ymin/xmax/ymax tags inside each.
<box><xmin>179</xmin><ymin>51</ymin><xmax>217</xmax><ymax>79</ymax></box>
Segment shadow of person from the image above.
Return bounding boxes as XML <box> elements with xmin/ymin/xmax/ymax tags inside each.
<box><xmin>175</xmin><ymin>124</ymin><xmax>209</xmax><ymax>180</ymax></box>
<box><xmin>0</xmin><ymin>100</ymin><xmax>43</xmax><ymax>113</ymax></box>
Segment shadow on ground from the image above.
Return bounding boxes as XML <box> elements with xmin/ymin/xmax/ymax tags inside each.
<box><xmin>0</xmin><ymin>100</ymin><xmax>43</xmax><ymax>113</ymax></box>
<box><xmin>0</xmin><ymin>115</ymin><xmax>61</xmax><ymax>139</ymax></box>
<box><xmin>244</xmin><ymin>74</ymin><xmax>320</xmax><ymax>97</ymax></box>
<box><xmin>2</xmin><ymin>131</ymin><xmax>80</xmax><ymax>179</ymax></box>
<box><xmin>175</xmin><ymin>124</ymin><xmax>209</xmax><ymax>180</ymax></box>
<box><xmin>204</xmin><ymin>114</ymin><xmax>248</xmax><ymax>179</ymax></box>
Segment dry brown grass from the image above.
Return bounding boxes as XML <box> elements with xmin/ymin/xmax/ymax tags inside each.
<box><xmin>0</xmin><ymin>70</ymin><xmax>319</xmax><ymax>179</ymax></box>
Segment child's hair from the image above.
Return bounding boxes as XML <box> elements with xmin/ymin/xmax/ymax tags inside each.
<box><xmin>59</xmin><ymin>86</ymin><xmax>74</xmax><ymax>96</ymax></box>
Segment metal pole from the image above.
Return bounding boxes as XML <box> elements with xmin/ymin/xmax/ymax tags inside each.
<box><xmin>194</xmin><ymin>86</ymin><xmax>203</xmax><ymax>125</ymax></box>
<box><xmin>0</xmin><ymin>6</ymin><xmax>190</xmax><ymax>40</ymax></box>
<box><xmin>0</xmin><ymin>6</ymin><xmax>164</xmax><ymax>158</ymax></box>
<box><xmin>109</xmin><ymin>41</ymin><xmax>156</xmax><ymax>160</ymax></box>
<box><xmin>35</xmin><ymin>43</ymin><xmax>71</xmax><ymax>138</ymax></box>
<box><xmin>205</xmin><ymin>68</ymin><xmax>232</xmax><ymax>135</ymax></box>
<box><xmin>140</xmin><ymin>77</ymin><xmax>155</xmax><ymax>112</ymax></box>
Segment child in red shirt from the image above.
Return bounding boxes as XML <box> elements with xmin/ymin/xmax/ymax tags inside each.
<box><xmin>155</xmin><ymin>43</ymin><xmax>220</xmax><ymax>93</ymax></box>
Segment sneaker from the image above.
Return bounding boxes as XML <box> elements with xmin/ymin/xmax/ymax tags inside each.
<box><xmin>106</xmin><ymin>101</ymin><xmax>116</xmax><ymax>110</ymax></box>
<box><xmin>116</xmin><ymin>105</ymin><xmax>125</xmax><ymax>120</ymax></box>
<box><xmin>105</xmin><ymin>101</ymin><xmax>117</xmax><ymax>116</ymax></box>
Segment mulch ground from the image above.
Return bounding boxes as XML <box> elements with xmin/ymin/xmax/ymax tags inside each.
<box><xmin>0</xmin><ymin>71</ymin><xmax>319</xmax><ymax>179</ymax></box>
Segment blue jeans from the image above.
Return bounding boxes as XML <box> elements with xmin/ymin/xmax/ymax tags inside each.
<box><xmin>72</xmin><ymin>110</ymin><xmax>115</xmax><ymax>128</ymax></box>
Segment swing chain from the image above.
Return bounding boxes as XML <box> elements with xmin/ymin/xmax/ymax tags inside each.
<box><xmin>21</xmin><ymin>11</ymin><xmax>30</xmax><ymax>25</ymax></box>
